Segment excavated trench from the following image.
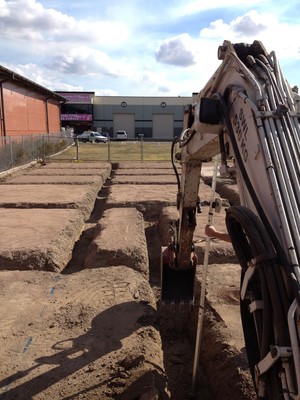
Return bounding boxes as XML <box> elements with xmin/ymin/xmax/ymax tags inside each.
<box><xmin>0</xmin><ymin>161</ymin><xmax>257</xmax><ymax>400</ymax></box>
<box><xmin>0</xmin><ymin>163</ymin><xmax>255</xmax><ymax>400</ymax></box>
<box><xmin>59</xmin><ymin>173</ymin><xmax>209</xmax><ymax>399</ymax></box>
<box><xmin>62</xmin><ymin>164</ymin><xmax>255</xmax><ymax>400</ymax></box>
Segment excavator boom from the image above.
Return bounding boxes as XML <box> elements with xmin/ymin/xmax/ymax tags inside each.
<box><xmin>161</xmin><ymin>40</ymin><xmax>300</xmax><ymax>399</ymax></box>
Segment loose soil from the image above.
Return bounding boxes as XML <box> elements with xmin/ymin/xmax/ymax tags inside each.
<box><xmin>0</xmin><ymin>161</ymin><xmax>256</xmax><ymax>400</ymax></box>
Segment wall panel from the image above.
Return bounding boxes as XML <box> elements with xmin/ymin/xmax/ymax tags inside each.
<box><xmin>2</xmin><ymin>81</ymin><xmax>61</xmax><ymax>136</ymax></box>
<box><xmin>26</xmin><ymin>92</ymin><xmax>47</xmax><ymax>133</ymax></box>
<box><xmin>47</xmin><ymin>100</ymin><xmax>61</xmax><ymax>133</ymax></box>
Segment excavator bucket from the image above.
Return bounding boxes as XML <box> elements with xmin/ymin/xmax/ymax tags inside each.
<box><xmin>160</xmin><ymin>246</ymin><xmax>196</xmax><ymax>304</ymax></box>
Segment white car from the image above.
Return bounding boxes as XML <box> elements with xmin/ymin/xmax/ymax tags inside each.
<box><xmin>88</xmin><ymin>132</ymin><xmax>108</xmax><ymax>143</ymax></box>
<box><xmin>76</xmin><ymin>131</ymin><xmax>108</xmax><ymax>143</ymax></box>
<box><xmin>115</xmin><ymin>130</ymin><xmax>127</xmax><ymax>140</ymax></box>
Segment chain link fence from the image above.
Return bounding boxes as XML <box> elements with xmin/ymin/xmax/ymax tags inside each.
<box><xmin>0</xmin><ymin>133</ymin><xmax>74</xmax><ymax>173</ymax></box>
<box><xmin>0</xmin><ymin>134</ymin><xmax>176</xmax><ymax>172</ymax></box>
<box><xmin>58</xmin><ymin>136</ymin><xmax>174</xmax><ymax>162</ymax></box>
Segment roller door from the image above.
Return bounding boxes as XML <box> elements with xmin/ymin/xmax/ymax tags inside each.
<box><xmin>152</xmin><ymin>114</ymin><xmax>173</xmax><ymax>139</ymax></box>
<box><xmin>113</xmin><ymin>113</ymin><xmax>135</xmax><ymax>138</ymax></box>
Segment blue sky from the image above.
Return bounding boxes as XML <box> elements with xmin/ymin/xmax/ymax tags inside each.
<box><xmin>0</xmin><ymin>0</ymin><xmax>299</xmax><ymax>96</ymax></box>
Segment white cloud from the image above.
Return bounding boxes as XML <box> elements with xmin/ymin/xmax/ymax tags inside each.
<box><xmin>155</xmin><ymin>34</ymin><xmax>196</xmax><ymax>67</ymax></box>
<box><xmin>95</xmin><ymin>88</ymin><xmax>119</xmax><ymax>96</ymax></box>
<box><xmin>0</xmin><ymin>0</ymin><xmax>128</xmax><ymax>45</ymax></box>
<box><xmin>0</xmin><ymin>1</ymin><xmax>299</xmax><ymax>97</ymax></box>
<box><xmin>0</xmin><ymin>61</ymin><xmax>83</xmax><ymax>91</ymax></box>
<box><xmin>49</xmin><ymin>47</ymin><xmax>124</xmax><ymax>78</ymax></box>
<box><xmin>171</xmin><ymin>0</ymin><xmax>265</xmax><ymax>18</ymax></box>
<box><xmin>200</xmin><ymin>10</ymin><xmax>300</xmax><ymax>62</ymax></box>
<box><xmin>200</xmin><ymin>10</ymin><xmax>274</xmax><ymax>39</ymax></box>
<box><xmin>231</xmin><ymin>10</ymin><xmax>268</xmax><ymax>35</ymax></box>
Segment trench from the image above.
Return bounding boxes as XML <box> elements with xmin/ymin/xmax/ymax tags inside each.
<box><xmin>62</xmin><ymin>164</ymin><xmax>254</xmax><ymax>400</ymax></box>
<box><xmin>62</xmin><ymin>175</ymin><xmax>215</xmax><ymax>399</ymax></box>
<box><xmin>144</xmin><ymin>212</ymin><xmax>213</xmax><ymax>400</ymax></box>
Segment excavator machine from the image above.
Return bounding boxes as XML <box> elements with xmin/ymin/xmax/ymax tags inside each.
<box><xmin>161</xmin><ymin>40</ymin><xmax>300</xmax><ymax>399</ymax></box>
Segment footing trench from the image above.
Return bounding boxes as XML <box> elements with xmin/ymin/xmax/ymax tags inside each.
<box><xmin>0</xmin><ymin>161</ymin><xmax>256</xmax><ymax>400</ymax></box>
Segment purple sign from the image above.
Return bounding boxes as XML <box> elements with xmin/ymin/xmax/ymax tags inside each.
<box><xmin>61</xmin><ymin>114</ymin><xmax>93</xmax><ymax>121</ymax></box>
<box><xmin>60</xmin><ymin>93</ymin><xmax>92</xmax><ymax>103</ymax></box>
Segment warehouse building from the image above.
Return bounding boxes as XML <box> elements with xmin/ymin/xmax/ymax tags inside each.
<box><xmin>58</xmin><ymin>92</ymin><xmax>94</xmax><ymax>135</ymax></box>
<box><xmin>0</xmin><ymin>65</ymin><xmax>65</xmax><ymax>138</ymax></box>
<box><xmin>58</xmin><ymin>92</ymin><xmax>194</xmax><ymax>139</ymax></box>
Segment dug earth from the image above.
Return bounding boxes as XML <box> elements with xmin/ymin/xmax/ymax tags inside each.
<box><xmin>0</xmin><ymin>161</ymin><xmax>256</xmax><ymax>400</ymax></box>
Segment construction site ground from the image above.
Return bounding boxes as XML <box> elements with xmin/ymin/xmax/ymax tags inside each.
<box><xmin>0</xmin><ymin>160</ymin><xmax>256</xmax><ymax>400</ymax></box>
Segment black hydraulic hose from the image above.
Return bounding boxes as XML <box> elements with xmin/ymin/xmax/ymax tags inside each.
<box><xmin>226</xmin><ymin>206</ymin><xmax>289</xmax><ymax>353</ymax></box>
<box><xmin>171</xmin><ymin>136</ymin><xmax>181</xmax><ymax>192</ymax></box>
<box><xmin>219</xmin><ymin>130</ymin><xmax>227</xmax><ymax>165</ymax></box>
<box><xmin>214</xmin><ymin>92</ymin><xmax>300</xmax><ymax>305</ymax></box>
<box><xmin>226</xmin><ymin>206</ymin><xmax>273</xmax><ymax>356</ymax></box>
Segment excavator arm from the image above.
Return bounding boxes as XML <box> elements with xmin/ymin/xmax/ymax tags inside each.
<box><xmin>161</xmin><ymin>40</ymin><xmax>300</xmax><ymax>399</ymax></box>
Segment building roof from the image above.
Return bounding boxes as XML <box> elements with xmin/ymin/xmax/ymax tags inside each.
<box><xmin>0</xmin><ymin>65</ymin><xmax>66</xmax><ymax>102</ymax></box>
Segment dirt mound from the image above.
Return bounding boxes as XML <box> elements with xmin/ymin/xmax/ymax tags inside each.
<box><xmin>85</xmin><ymin>208</ymin><xmax>149</xmax><ymax>278</ymax></box>
<box><xmin>0</xmin><ymin>267</ymin><xmax>169</xmax><ymax>399</ymax></box>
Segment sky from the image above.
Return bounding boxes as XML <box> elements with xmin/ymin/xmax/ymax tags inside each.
<box><xmin>0</xmin><ymin>0</ymin><xmax>300</xmax><ymax>97</ymax></box>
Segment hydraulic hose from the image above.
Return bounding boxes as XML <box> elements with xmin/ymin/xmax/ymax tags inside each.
<box><xmin>226</xmin><ymin>206</ymin><xmax>292</xmax><ymax>399</ymax></box>
<box><xmin>226</xmin><ymin>206</ymin><xmax>289</xmax><ymax>351</ymax></box>
<box><xmin>214</xmin><ymin>91</ymin><xmax>300</xmax><ymax>306</ymax></box>
<box><xmin>171</xmin><ymin>136</ymin><xmax>181</xmax><ymax>192</ymax></box>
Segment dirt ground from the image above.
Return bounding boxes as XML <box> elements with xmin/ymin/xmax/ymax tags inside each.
<box><xmin>0</xmin><ymin>161</ymin><xmax>256</xmax><ymax>400</ymax></box>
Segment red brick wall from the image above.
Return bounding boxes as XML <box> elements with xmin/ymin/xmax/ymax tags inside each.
<box><xmin>47</xmin><ymin>99</ymin><xmax>61</xmax><ymax>133</ymax></box>
<box><xmin>2</xmin><ymin>81</ymin><xmax>61</xmax><ymax>136</ymax></box>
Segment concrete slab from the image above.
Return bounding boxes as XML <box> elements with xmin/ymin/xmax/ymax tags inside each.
<box><xmin>0</xmin><ymin>268</ymin><xmax>169</xmax><ymax>399</ymax></box>
<box><xmin>85</xmin><ymin>208</ymin><xmax>149</xmax><ymax>278</ymax></box>
<box><xmin>0</xmin><ymin>208</ymin><xmax>83</xmax><ymax>272</ymax></box>
<box><xmin>0</xmin><ymin>184</ymin><xmax>100</xmax><ymax>218</ymax></box>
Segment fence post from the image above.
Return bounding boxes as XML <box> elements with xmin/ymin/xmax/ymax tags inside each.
<box><xmin>139</xmin><ymin>134</ymin><xmax>144</xmax><ymax>162</ymax></box>
<box><xmin>41</xmin><ymin>134</ymin><xmax>45</xmax><ymax>163</ymax></box>
<box><xmin>75</xmin><ymin>137</ymin><xmax>79</xmax><ymax>160</ymax></box>
<box><xmin>32</xmin><ymin>134</ymin><xmax>34</xmax><ymax>160</ymax></box>
<box><xmin>108</xmin><ymin>137</ymin><xmax>111</xmax><ymax>162</ymax></box>
<box><xmin>10</xmin><ymin>136</ymin><xmax>14</xmax><ymax>168</ymax></box>
<box><xmin>22</xmin><ymin>135</ymin><xmax>25</xmax><ymax>164</ymax></box>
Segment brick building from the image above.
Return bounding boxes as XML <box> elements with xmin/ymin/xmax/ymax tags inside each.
<box><xmin>0</xmin><ymin>65</ymin><xmax>65</xmax><ymax>138</ymax></box>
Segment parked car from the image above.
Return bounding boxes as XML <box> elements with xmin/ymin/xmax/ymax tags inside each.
<box><xmin>89</xmin><ymin>132</ymin><xmax>108</xmax><ymax>143</ymax></box>
<box><xmin>75</xmin><ymin>131</ymin><xmax>108</xmax><ymax>143</ymax></box>
<box><xmin>115</xmin><ymin>130</ymin><xmax>127</xmax><ymax>140</ymax></box>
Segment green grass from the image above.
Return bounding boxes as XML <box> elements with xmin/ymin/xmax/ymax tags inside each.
<box><xmin>51</xmin><ymin>140</ymin><xmax>178</xmax><ymax>162</ymax></box>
